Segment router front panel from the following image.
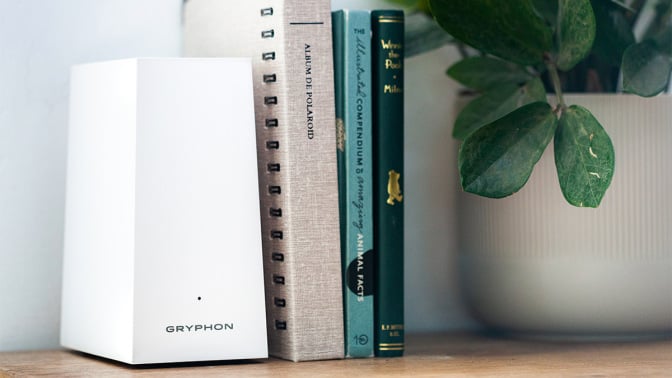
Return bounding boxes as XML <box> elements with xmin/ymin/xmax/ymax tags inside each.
<box><xmin>62</xmin><ymin>58</ymin><xmax>267</xmax><ymax>364</ymax></box>
<box><xmin>132</xmin><ymin>58</ymin><xmax>266</xmax><ymax>363</ymax></box>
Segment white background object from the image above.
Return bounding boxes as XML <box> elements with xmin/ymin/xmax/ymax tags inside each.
<box><xmin>61</xmin><ymin>58</ymin><xmax>267</xmax><ymax>364</ymax></box>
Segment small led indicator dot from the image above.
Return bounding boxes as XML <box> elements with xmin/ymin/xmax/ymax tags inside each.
<box><xmin>197</xmin><ymin>297</ymin><xmax>202</xmax><ymax>301</ymax></box>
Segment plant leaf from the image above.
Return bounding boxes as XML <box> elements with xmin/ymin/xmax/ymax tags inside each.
<box><xmin>622</xmin><ymin>39</ymin><xmax>672</xmax><ymax>97</ymax></box>
<box><xmin>590</xmin><ymin>0</ymin><xmax>636</xmax><ymax>64</ymax></box>
<box><xmin>554</xmin><ymin>105</ymin><xmax>614</xmax><ymax>207</ymax></box>
<box><xmin>653</xmin><ymin>23</ymin><xmax>672</xmax><ymax>56</ymax></box>
<box><xmin>531</xmin><ymin>0</ymin><xmax>558</xmax><ymax>28</ymax></box>
<box><xmin>453</xmin><ymin>78</ymin><xmax>547</xmax><ymax>139</ymax></box>
<box><xmin>557</xmin><ymin>0</ymin><xmax>596</xmax><ymax>71</ymax></box>
<box><xmin>428</xmin><ymin>0</ymin><xmax>552</xmax><ymax>65</ymax></box>
<box><xmin>446</xmin><ymin>56</ymin><xmax>533</xmax><ymax>91</ymax></box>
<box><xmin>458</xmin><ymin>101</ymin><xmax>557</xmax><ymax>198</ymax></box>
<box><xmin>608</xmin><ymin>0</ymin><xmax>637</xmax><ymax>13</ymax></box>
<box><xmin>641</xmin><ymin>0</ymin><xmax>672</xmax><ymax>50</ymax></box>
<box><xmin>405</xmin><ymin>12</ymin><xmax>454</xmax><ymax>58</ymax></box>
<box><xmin>385</xmin><ymin>0</ymin><xmax>421</xmax><ymax>8</ymax></box>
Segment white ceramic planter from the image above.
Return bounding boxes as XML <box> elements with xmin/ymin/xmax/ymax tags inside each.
<box><xmin>458</xmin><ymin>94</ymin><xmax>672</xmax><ymax>338</ymax></box>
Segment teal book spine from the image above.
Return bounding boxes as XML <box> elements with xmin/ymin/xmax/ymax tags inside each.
<box><xmin>371</xmin><ymin>9</ymin><xmax>404</xmax><ymax>358</ymax></box>
<box><xmin>332</xmin><ymin>9</ymin><xmax>375</xmax><ymax>358</ymax></box>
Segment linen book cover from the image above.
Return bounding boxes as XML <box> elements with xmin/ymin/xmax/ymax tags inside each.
<box><xmin>184</xmin><ymin>0</ymin><xmax>344</xmax><ymax>361</ymax></box>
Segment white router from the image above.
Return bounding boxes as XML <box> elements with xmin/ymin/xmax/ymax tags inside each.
<box><xmin>61</xmin><ymin>58</ymin><xmax>268</xmax><ymax>364</ymax></box>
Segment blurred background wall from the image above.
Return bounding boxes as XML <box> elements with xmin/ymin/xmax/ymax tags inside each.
<box><xmin>0</xmin><ymin>0</ymin><xmax>183</xmax><ymax>351</ymax></box>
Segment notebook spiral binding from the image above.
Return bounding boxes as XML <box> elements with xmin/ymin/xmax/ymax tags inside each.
<box><xmin>261</xmin><ymin>5</ymin><xmax>286</xmax><ymax>331</ymax></box>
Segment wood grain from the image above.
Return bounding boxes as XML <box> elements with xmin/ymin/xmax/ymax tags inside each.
<box><xmin>1</xmin><ymin>333</ymin><xmax>670</xmax><ymax>377</ymax></box>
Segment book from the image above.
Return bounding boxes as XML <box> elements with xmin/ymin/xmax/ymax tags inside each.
<box><xmin>183</xmin><ymin>0</ymin><xmax>344</xmax><ymax>362</ymax></box>
<box><xmin>371</xmin><ymin>9</ymin><xmax>405</xmax><ymax>358</ymax></box>
<box><xmin>332</xmin><ymin>10</ymin><xmax>374</xmax><ymax>358</ymax></box>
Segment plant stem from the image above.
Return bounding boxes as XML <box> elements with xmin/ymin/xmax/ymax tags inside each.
<box><xmin>546</xmin><ymin>61</ymin><xmax>566</xmax><ymax>111</ymax></box>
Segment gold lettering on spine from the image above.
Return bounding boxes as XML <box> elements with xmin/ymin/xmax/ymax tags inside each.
<box><xmin>384</xmin><ymin>84</ymin><xmax>402</xmax><ymax>94</ymax></box>
<box><xmin>380</xmin><ymin>324</ymin><xmax>404</xmax><ymax>331</ymax></box>
<box><xmin>380</xmin><ymin>324</ymin><xmax>404</xmax><ymax>340</ymax></box>
<box><xmin>379</xmin><ymin>37</ymin><xmax>403</xmax><ymax>95</ymax></box>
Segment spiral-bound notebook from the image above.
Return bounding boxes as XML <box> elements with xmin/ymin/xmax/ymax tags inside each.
<box><xmin>183</xmin><ymin>0</ymin><xmax>344</xmax><ymax>362</ymax></box>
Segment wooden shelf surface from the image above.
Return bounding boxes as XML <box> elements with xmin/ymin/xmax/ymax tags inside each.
<box><xmin>1</xmin><ymin>332</ymin><xmax>670</xmax><ymax>377</ymax></box>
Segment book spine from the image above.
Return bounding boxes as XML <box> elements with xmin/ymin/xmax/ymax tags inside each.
<box><xmin>371</xmin><ymin>9</ymin><xmax>405</xmax><ymax>358</ymax></box>
<box><xmin>270</xmin><ymin>1</ymin><xmax>344</xmax><ymax>362</ymax></box>
<box><xmin>333</xmin><ymin>9</ymin><xmax>375</xmax><ymax>358</ymax></box>
<box><xmin>333</xmin><ymin>12</ymin><xmax>347</xmax><ymax>321</ymax></box>
<box><xmin>183</xmin><ymin>0</ymin><xmax>344</xmax><ymax>362</ymax></box>
<box><xmin>259</xmin><ymin>2</ymin><xmax>293</xmax><ymax>360</ymax></box>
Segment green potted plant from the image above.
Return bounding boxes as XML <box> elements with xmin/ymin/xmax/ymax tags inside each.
<box><xmin>429</xmin><ymin>0</ymin><xmax>670</xmax><ymax>206</ymax></box>
<box><xmin>400</xmin><ymin>0</ymin><xmax>671</xmax><ymax>337</ymax></box>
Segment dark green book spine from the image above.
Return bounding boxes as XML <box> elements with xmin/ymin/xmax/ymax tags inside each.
<box><xmin>371</xmin><ymin>9</ymin><xmax>404</xmax><ymax>358</ymax></box>
<box><xmin>333</xmin><ymin>11</ymin><xmax>347</xmax><ymax>294</ymax></box>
